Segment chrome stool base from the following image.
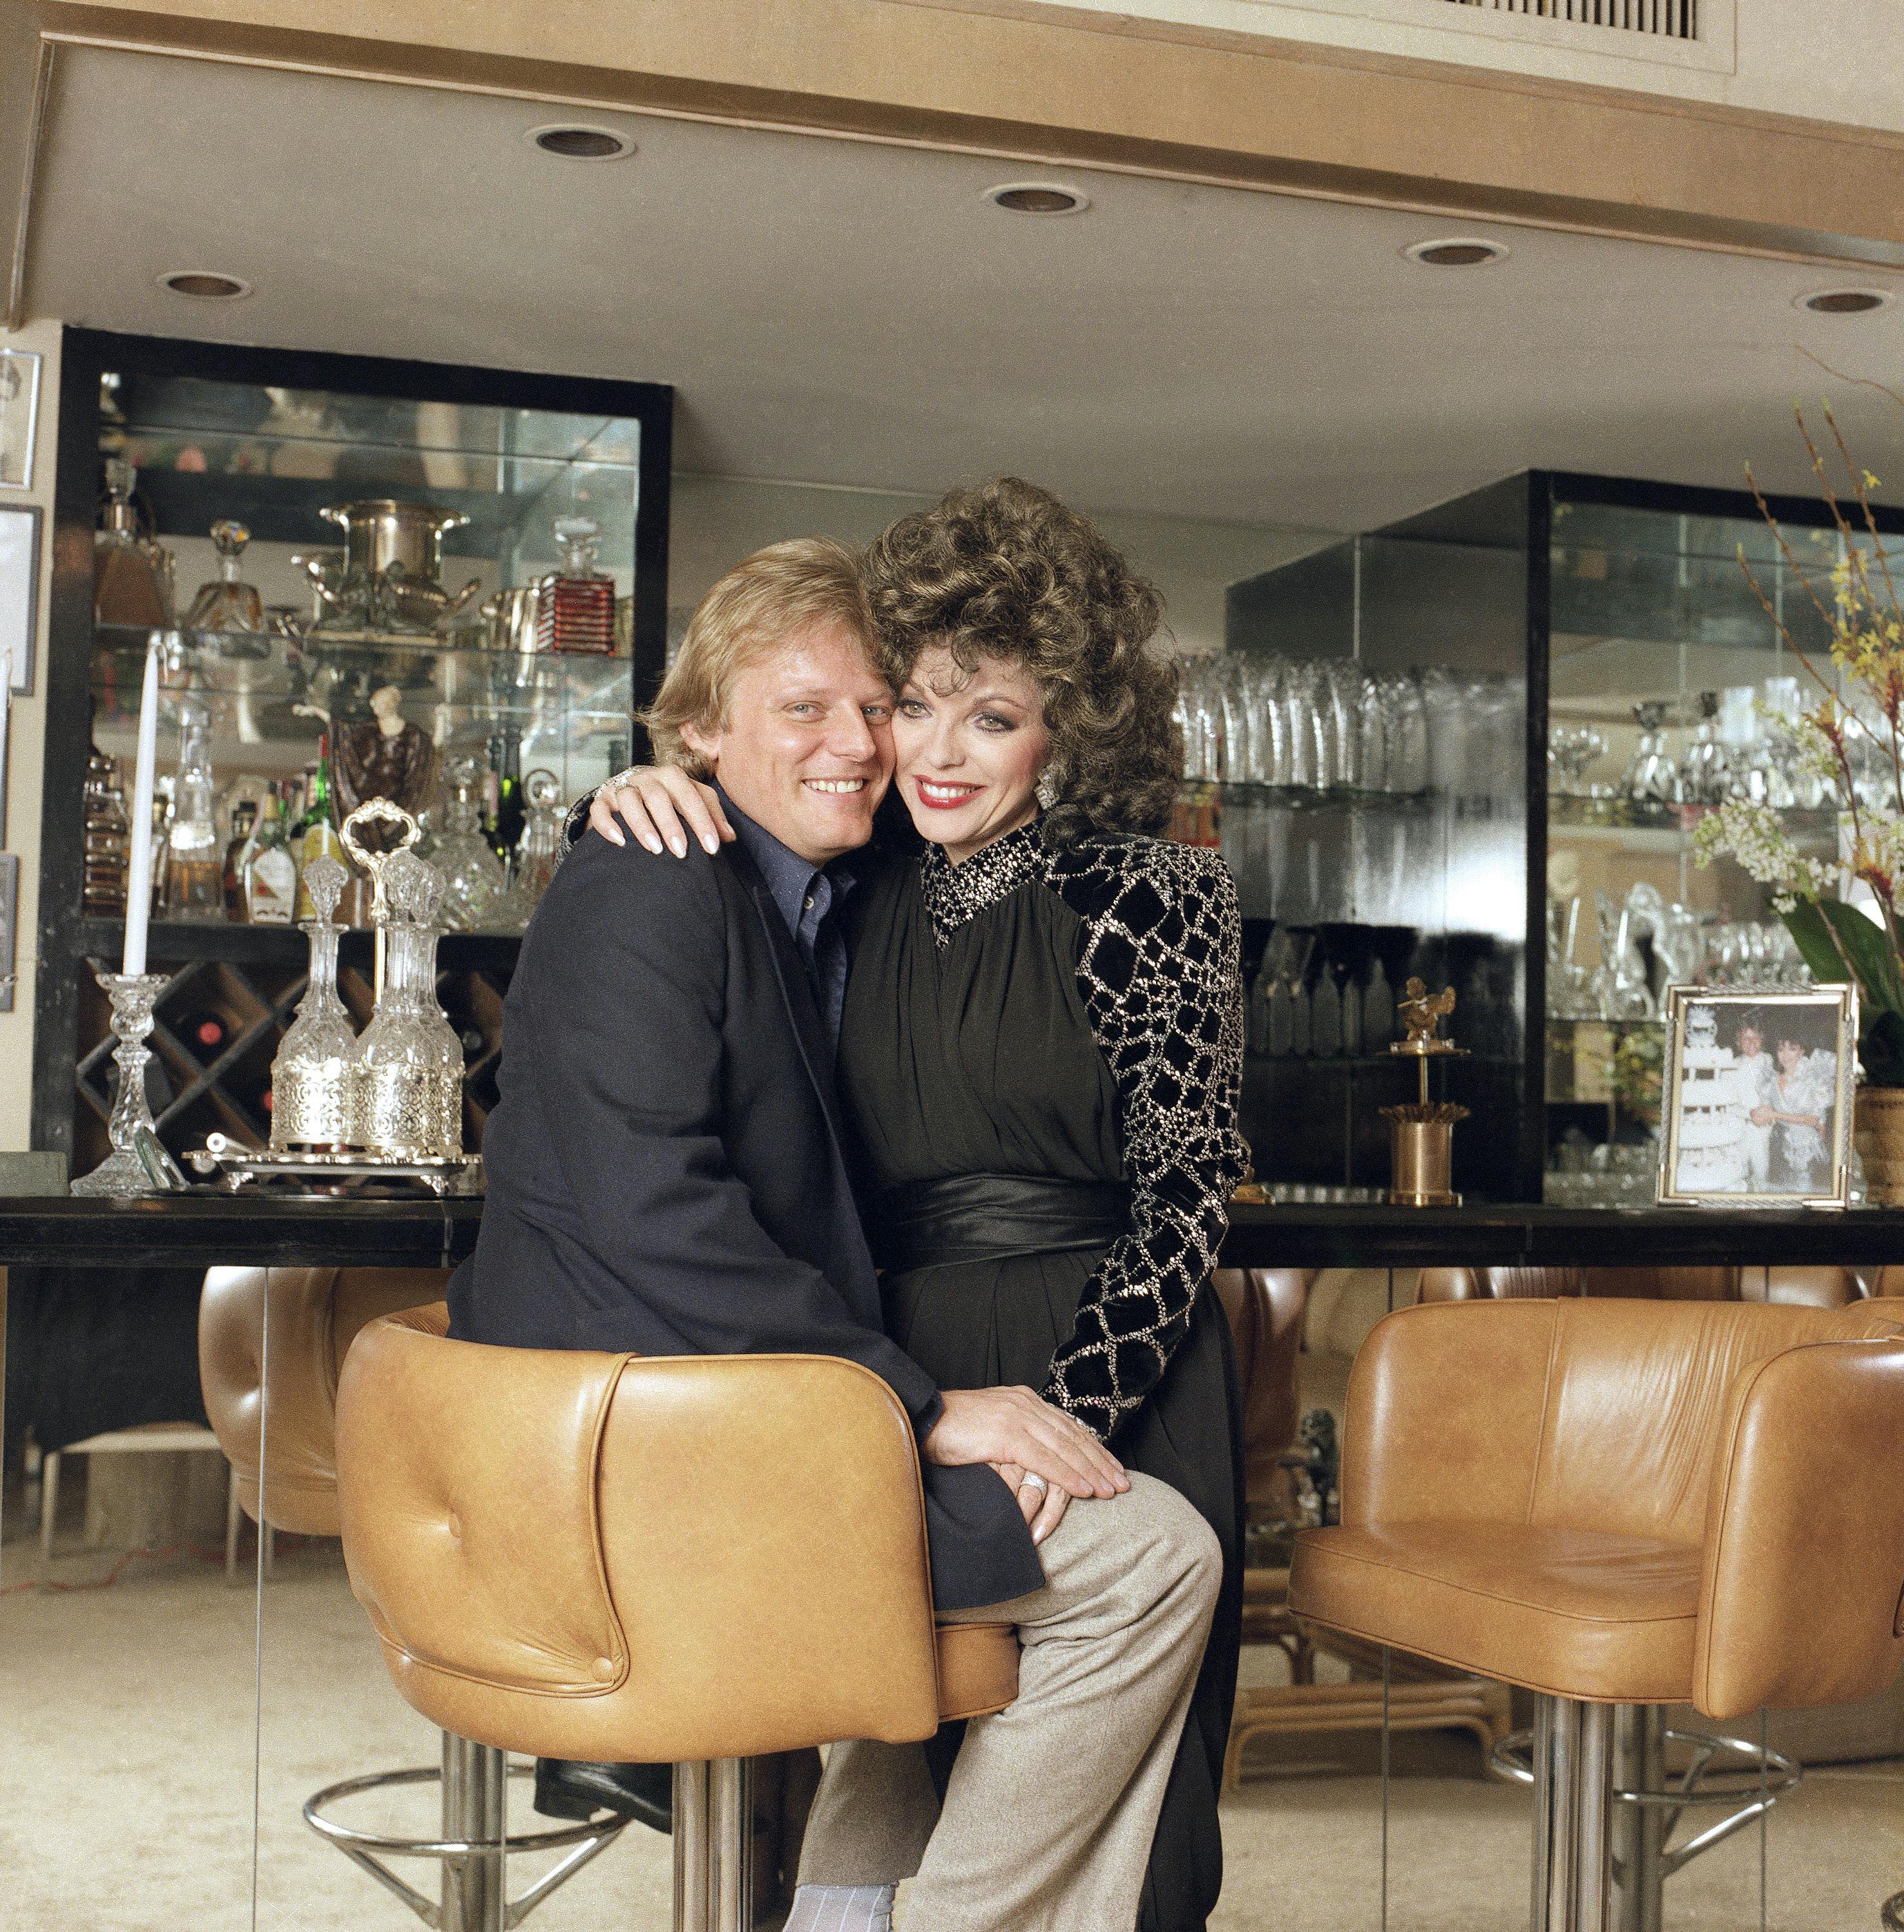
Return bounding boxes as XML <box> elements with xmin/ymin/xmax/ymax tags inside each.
<box><xmin>303</xmin><ymin>1733</ymin><xmax>626</xmax><ymax>1931</ymax></box>
<box><xmin>1492</xmin><ymin>1702</ymin><xmax>1798</xmax><ymax>1932</ymax></box>
<box><xmin>673</xmin><ymin>1759</ymin><xmax>753</xmax><ymax>1932</ymax></box>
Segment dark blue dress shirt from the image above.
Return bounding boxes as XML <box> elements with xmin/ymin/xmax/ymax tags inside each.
<box><xmin>718</xmin><ymin>787</ymin><xmax>858</xmax><ymax>1047</ymax></box>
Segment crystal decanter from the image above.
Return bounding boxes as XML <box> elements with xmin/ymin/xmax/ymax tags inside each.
<box><xmin>183</xmin><ymin>520</ymin><xmax>267</xmax><ymax>640</ymax></box>
<box><xmin>349</xmin><ymin>848</ymin><xmax>463</xmax><ymax>1158</ymax></box>
<box><xmin>269</xmin><ymin>854</ymin><xmax>361</xmax><ymax>1153</ymax></box>
<box><xmin>431</xmin><ymin>752</ymin><xmax>507</xmax><ymax>932</ymax></box>
<box><xmin>535</xmin><ymin>516</ymin><xmax>617</xmax><ymax>654</ymax></box>
<box><xmin>496</xmin><ymin>767</ymin><xmax>566</xmax><ymax>932</ymax></box>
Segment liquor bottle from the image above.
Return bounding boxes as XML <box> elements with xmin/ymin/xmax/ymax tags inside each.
<box><xmin>93</xmin><ymin>459</ymin><xmax>174</xmax><ymax>629</ymax></box>
<box><xmin>163</xmin><ymin>696</ymin><xmax>225</xmax><ymax>919</ymax></box>
<box><xmin>242</xmin><ymin>787</ymin><xmax>298</xmax><ymax>926</ymax></box>
<box><xmin>496</xmin><ymin>769</ymin><xmax>566</xmax><ymax>932</ymax></box>
<box><xmin>291</xmin><ymin>737</ymin><xmax>347</xmax><ymax>922</ymax></box>
<box><xmin>221</xmin><ymin>803</ymin><xmax>257</xmax><ymax>917</ymax></box>
<box><xmin>486</xmin><ymin>725</ymin><xmax>524</xmax><ymax>862</ymax></box>
<box><xmin>535</xmin><ymin>517</ymin><xmax>617</xmax><ymax>654</ymax></box>
<box><xmin>82</xmin><ymin>746</ymin><xmax>131</xmax><ymax>918</ymax></box>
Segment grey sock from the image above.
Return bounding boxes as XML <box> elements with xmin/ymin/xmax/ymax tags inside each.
<box><xmin>784</xmin><ymin>1882</ymin><xmax>895</xmax><ymax>1932</ymax></box>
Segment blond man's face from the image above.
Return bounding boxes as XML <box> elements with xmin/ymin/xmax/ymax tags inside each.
<box><xmin>682</xmin><ymin>620</ymin><xmax>895</xmax><ymax>863</ymax></box>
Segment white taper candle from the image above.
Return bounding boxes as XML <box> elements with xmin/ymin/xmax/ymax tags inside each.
<box><xmin>122</xmin><ymin>635</ymin><xmax>161</xmax><ymax>975</ymax></box>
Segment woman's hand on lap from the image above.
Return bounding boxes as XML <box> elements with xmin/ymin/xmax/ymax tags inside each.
<box><xmin>993</xmin><ymin>1461</ymin><xmax>1074</xmax><ymax>1545</ymax></box>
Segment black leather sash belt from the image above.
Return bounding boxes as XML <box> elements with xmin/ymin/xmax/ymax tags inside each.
<box><xmin>872</xmin><ymin>1173</ymin><xmax>1131</xmax><ymax>1274</ymax></box>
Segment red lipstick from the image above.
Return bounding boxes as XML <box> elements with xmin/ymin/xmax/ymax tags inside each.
<box><xmin>914</xmin><ymin>776</ymin><xmax>983</xmax><ymax>812</ymax></box>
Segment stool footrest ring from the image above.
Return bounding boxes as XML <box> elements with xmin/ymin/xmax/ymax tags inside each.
<box><xmin>1490</xmin><ymin>1721</ymin><xmax>1798</xmax><ymax>1891</ymax></box>
<box><xmin>303</xmin><ymin>1762</ymin><xmax>626</xmax><ymax>1929</ymax></box>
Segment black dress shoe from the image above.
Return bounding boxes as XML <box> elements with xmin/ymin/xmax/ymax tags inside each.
<box><xmin>533</xmin><ymin>1757</ymin><xmax>673</xmax><ymax>1833</ymax></box>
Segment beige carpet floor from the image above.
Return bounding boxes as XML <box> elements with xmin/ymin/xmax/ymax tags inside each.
<box><xmin>3</xmin><ymin>1536</ymin><xmax>1899</xmax><ymax>1931</ymax></box>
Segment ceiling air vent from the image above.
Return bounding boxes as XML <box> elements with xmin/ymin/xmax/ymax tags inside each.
<box><xmin>1439</xmin><ymin>0</ymin><xmax>1696</xmax><ymax>36</ymax></box>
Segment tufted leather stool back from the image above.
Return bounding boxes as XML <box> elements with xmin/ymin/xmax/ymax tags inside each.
<box><xmin>336</xmin><ymin>1304</ymin><xmax>1015</xmax><ymax>1766</ymax></box>
<box><xmin>197</xmin><ymin>1266</ymin><xmax>450</xmax><ymax>1535</ymax></box>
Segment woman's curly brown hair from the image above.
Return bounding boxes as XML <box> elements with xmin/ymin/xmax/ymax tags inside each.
<box><xmin>859</xmin><ymin>477</ymin><xmax>1180</xmax><ymax>846</ymax></box>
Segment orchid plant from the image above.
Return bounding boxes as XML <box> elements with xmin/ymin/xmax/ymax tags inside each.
<box><xmin>1694</xmin><ymin>405</ymin><xmax>1904</xmax><ymax>1085</ymax></box>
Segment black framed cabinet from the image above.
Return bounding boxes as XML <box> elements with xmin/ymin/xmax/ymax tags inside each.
<box><xmin>1207</xmin><ymin>469</ymin><xmax>1898</xmax><ymax>1204</ymax></box>
<box><xmin>35</xmin><ymin>327</ymin><xmax>672</xmax><ymax>1169</ymax></box>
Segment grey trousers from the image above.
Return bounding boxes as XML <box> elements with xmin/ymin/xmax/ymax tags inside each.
<box><xmin>797</xmin><ymin>1471</ymin><xmax>1223</xmax><ymax>1932</ymax></box>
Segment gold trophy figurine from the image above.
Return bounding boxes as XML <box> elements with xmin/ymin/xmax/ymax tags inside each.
<box><xmin>1380</xmin><ymin>978</ymin><xmax>1470</xmax><ymax>1207</ymax></box>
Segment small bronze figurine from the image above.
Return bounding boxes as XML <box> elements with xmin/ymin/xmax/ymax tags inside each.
<box><xmin>1381</xmin><ymin>979</ymin><xmax>1468</xmax><ymax>1207</ymax></box>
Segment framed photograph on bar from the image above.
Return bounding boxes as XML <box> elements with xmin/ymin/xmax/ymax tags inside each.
<box><xmin>0</xmin><ymin>347</ymin><xmax>41</xmax><ymax>488</ymax></box>
<box><xmin>1658</xmin><ymin>984</ymin><xmax>1858</xmax><ymax>1208</ymax></box>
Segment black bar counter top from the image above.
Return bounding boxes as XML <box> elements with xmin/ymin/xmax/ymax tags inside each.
<box><xmin>2</xmin><ymin>1194</ymin><xmax>1903</xmax><ymax>1272</ymax></box>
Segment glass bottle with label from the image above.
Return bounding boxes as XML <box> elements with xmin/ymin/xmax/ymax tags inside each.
<box><xmin>242</xmin><ymin>787</ymin><xmax>298</xmax><ymax>926</ymax></box>
<box><xmin>291</xmin><ymin>736</ymin><xmax>347</xmax><ymax>922</ymax></box>
<box><xmin>163</xmin><ymin>695</ymin><xmax>224</xmax><ymax>919</ymax></box>
<box><xmin>535</xmin><ymin>516</ymin><xmax>617</xmax><ymax>654</ymax></box>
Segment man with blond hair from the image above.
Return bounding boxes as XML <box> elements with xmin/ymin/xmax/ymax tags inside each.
<box><xmin>450</xmin><ymin>539</ymin><xmax>1218</xmax><ymax>1932</ymax></box>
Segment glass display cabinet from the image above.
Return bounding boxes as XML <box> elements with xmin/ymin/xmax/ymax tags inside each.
<box><xmin>1203</xmin><ymin>470</ymin><xmax>1898</xmax><ymax>1203</ymax></box>
<box><xmin>35</xmin><ymin>329</ymin><xmax>672</xmax><ymax>1169</ymax></box>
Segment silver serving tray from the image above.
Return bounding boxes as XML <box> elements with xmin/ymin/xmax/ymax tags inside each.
<box><xmin>188</xmin><ymin>1133</ymin><xmax>483</xmax><ymax>1198</ymax></box>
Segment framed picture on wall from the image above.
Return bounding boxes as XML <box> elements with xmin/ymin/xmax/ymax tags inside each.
<box><xmin>0</xmin><ymin>348</ymin><xmax>41</xmax><ymax>488</ymax></box>
<box><xmin>0</xmin><ymin>504</ymin><xmax>39</xmax><ymax>694</ymax></box>
<box><xmin>1657</xmin><ymin>984</ymin><xmax>1858</xmax><ymax>1207</ymax></box>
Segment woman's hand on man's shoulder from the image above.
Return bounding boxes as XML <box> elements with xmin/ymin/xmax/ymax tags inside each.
<box><xmin>589</xmin><ymin>765</ymin><xmax>735</xmax><ymax>857</ymax></box>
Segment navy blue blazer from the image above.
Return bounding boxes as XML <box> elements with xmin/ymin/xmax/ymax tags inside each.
<box><xmin>447</xmin><ymin>828</ymin><xmax>1043</xmax><ymax>1613</ymax></box>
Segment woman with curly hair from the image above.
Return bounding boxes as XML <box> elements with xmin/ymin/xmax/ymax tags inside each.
<box><xmin>589</xmin><ymin>478</ymin><xmax>1246</xmax><ymax>1932</ymax></box>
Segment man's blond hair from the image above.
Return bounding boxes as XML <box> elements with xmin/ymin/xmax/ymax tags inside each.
<box><xmin>640</xmin><ymin>539</ymin><xmax>875</xmax><ymax>778</ymax></box>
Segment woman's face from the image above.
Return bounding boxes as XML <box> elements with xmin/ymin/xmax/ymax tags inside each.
<box><xmin>892</xmin><ymin>644</ymin><xmax>1052</xmax><ymax>864</ymax></box>
<box><xmin>1776</xmin><ymin>1038</ymin><xmax>1805</xmax><ymax>1072</ymax></box>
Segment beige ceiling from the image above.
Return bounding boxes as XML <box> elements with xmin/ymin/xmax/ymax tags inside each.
<box><xmin>22</xmin><ymin>44</ymin><xmax>1904</xmax><ymax>531</ymax></box>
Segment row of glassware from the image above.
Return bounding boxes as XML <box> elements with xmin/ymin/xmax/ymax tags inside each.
<box><xmin>1547</xmin><ymin>884</ymin><xmax>1809</xmax><ymax>1023</ymax></box>
<box><xmin>1175</xmin><ymin>656</ymin><xmax>1524</xmax><ymax>800</ymax></box>
<box><xmin>1550</xmin><ymin>681</ymin><xmax>1830</xmax><ymax>815</ymax></box>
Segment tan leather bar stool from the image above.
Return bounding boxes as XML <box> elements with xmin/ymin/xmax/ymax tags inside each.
<box><xmin>198</xmin><ymin>1268</ymin><xmax>631</xmax><ymax>1926</ymax></box>
<box><xmin>1289</xmin><ymin>1297</ymin><xmax>1904</xmax><ymax>1932</ymax></box>
<box><xmin>335</xmin><ymin>1304</ymin><xmax>1020</xmax><ymax>1932</ymax></box>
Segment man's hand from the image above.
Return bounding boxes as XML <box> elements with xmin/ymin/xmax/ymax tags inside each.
<box><xmin>588</xmin><ymin>765</ymin><xmax>735</xmax><ymax>857</ymax></box>
<box><xmin>993</xmin><ymin>1461</ymin><xmax>1073</xmax><ymax>1545</ymax></box>
<box><xmin>923</xmin><ymin>1386</ymin><xmax>1127</xmax><ymax>1500</ymax></box>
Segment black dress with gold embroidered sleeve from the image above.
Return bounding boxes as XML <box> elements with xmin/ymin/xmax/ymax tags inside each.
<box><xmin>834</xmin><ymin>819</ymin><xmax>1246</xmax><ymax>1932</ymax></box>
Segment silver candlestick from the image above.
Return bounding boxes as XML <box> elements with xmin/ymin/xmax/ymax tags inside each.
<box><xmin>72</xmin><ymin>970</ymin><xmax>185</xmax><ymax>1198</ymax></box>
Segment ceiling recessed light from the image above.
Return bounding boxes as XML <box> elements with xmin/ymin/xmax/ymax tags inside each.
<box><xmin>1796</xmin><ymin>288</ymin><xmax>1891</xmax><ymax>315</ymax></box>
<box><xmin>159</xmin><ymin>271</ymin><xmax>252</xmax><ymax>300</ymax></box>
<box><xmin>527</xmin><ymin>124</ymin><xmax>635</xmax><ymax>160</ymax></box>
<box><xmin>1403</xmin><ymin>238</ymin><xmax>1509</xmax><ymax>268</ymax></box>
<box><xmin>985</xmin><ymin>182</ymin><xmax>1090</xmax><ymax>216</ymax></box>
